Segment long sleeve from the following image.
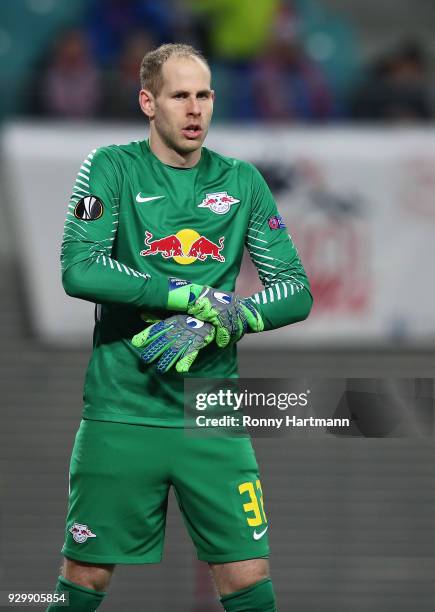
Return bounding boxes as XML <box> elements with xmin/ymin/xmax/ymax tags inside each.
<box><xmin>60</xmin><ymin>147</ymin><xmax>168</xmax><ymax>310</ymax></box>
<box><xmin>245</xmin><ymin>164</ymin><xmax>313</xmax><ymax>331</ymax></box>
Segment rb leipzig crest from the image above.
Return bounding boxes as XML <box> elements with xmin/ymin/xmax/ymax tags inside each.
<box><xmin>198</xmin><ymin>192</ymin><xmax>240</xmax><ymax>215</ymax></box>
<box><xmin>69</xmin><ymin>523</ymin><xmax>97</xmax><ymax>544</ymax></box>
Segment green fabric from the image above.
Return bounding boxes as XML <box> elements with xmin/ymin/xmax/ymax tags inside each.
<box><xmin>61</xmin><ymin>147</ymin><xmax>168</xmax><ymax>311</ymax></box>
<box><xmin>60</xmin><ymin>139</ymin><xmax>311</xmax><ymax>426</ymax></box>
<box><xmin>220</xmin><ymin>577</ymin><xmax>277</xmax><ymax>611</ymax></box>
<box><xmin>62</xmin><ymin>420</ymin><xmax>269</xmax><ymax>564</ymax></box>
<box><xmin>45</xmin><ymin>575</ymin><xmax>106</xmax><ymax>611</ymax></box>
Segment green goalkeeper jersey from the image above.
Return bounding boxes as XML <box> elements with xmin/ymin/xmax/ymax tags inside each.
<box><xmin>61</xmin><ymin>139</ymin><xmax>312</xmax><ymax>426</ymax></box>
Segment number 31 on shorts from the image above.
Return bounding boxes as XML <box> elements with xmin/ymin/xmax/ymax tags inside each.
<box><xmin>238</xmin><ymin>479</ymin><xmax>267</xmax><ymax>527</ymax></box>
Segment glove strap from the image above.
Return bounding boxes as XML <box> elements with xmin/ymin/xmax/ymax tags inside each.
<box><xmin>167</xmin><ymin>278</ymin><xmax>203</xmax><ymax>311</ymax></box>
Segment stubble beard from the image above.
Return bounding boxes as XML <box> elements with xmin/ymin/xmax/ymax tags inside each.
<box><xmin>160</xmin><ymin>123</ymin><xmax>207</xmax><ymax>156</ymax></box>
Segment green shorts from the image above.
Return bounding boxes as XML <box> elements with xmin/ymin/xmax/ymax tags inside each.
<box><xmin>61</xmin><ymin>419</ymin><xmax>270</xmax><ymax>564</ymax></box>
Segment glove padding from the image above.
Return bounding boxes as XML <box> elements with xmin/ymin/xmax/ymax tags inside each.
<box><xmin>187</xmin><ymin>287</ymin><xmax>264</xmax><ymax>348</ymax></box>
<box><xmin>131</xmin><ymin>314</ymin><xmax>215</xmax><ymax>374</ymax></box>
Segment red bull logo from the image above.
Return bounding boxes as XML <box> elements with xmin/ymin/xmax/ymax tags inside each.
<box><xmin>187</xmin><ymin>236</ymin><xmax>225</xmax><ymax>262</ymax></box>
<box><xmin>141</xmin><ymin>231</ymin><xmax>183</xmax><ymax>258</ymax></box>
<box><xmin>198</xmin><ymin>191</ymin><xmax>240</xmax><ymax>215</ymax></box>
<box><xmin>140</xmin><ymin>229</ymin><xmax>225</xmax><ymax>264</ymax></box>
<box><xmin>69</xmin><ymin>523</ymin><xmax>97</xmax><ymax>543</ymax></box>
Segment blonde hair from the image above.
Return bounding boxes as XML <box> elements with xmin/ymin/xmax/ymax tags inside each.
<box><xmin>140</xmin><ymin>43</ymin><xmax>210</xmax><ymax>96</ymax></box>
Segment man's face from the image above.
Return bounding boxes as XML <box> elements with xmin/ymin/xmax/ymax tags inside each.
<box><xmin>145</xmin><ymin>56</ymin><xmax>214</xmax><ymax>155</ymax></box>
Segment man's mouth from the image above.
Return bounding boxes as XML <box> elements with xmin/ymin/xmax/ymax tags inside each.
<box><xmin>182</xmin><ymin>125</ymin><xmax>202</xmax><ymax>139</ymax></box>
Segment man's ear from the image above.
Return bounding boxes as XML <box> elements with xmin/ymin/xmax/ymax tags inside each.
<box><xmin>139</xmin><ymin>89</ymin><xmax>155</xmax><ymax>119</ymax></box>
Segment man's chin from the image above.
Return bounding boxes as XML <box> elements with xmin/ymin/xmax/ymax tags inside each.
<box><xmin>176</xmin><ymin>137</ymin><xmax>205</xmax><ymax>154</ymax></box>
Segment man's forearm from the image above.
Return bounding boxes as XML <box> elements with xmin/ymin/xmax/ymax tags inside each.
<box><xmin>250</xmin><ymin>283</ymin><xmax>313</xmax><ymax>331</ymax></box>
<box><xmin>62</xmin><ymin>255</ymin><xmax>170</xmax><ymax>311</ymax></box>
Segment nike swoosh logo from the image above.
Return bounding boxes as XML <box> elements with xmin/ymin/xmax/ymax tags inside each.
<box><xmin>136</xmin><ymin>194</ymin><xmax>165</xmax><ymax>203</ymax></box>
<box><xmin>253</xmin><ymin>525</ymin><xmax>268</xmax><ymax>540</ymax></box>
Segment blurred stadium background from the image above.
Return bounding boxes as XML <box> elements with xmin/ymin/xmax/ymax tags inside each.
<box><xmin>1</xmin><ymin>0</ymin><xmax>435</xmax><ymax>610</ymax></box>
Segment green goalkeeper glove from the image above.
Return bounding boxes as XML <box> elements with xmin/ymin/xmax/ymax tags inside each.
<box><xmin>167</xmin><ymin>279</ymin><xmax>264</xmax><ymax>348</ymax></box>
<box><xmin>131</xmin><ymin>314</ymin><xmax>215</xmax><ymax>374</ymax></box>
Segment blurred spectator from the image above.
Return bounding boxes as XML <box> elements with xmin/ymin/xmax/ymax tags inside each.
<box><xmin>37</xmin><ymin>29</ymin><xmax>100</xmax><ymax>118</ymax></box>
<box><xmin>252</xmin><ymin>3</ymin><xmax>336</xmax><ymax>121</ymax></box>
<box><xmin>102</xmin><ymin>31</ymin><xmax>154</xmax><ymax>119</ymax></box>
<box><xmin>87</xmin><ymin>0</ymin><xmax>201</xmax><ymax>65</ymax></box>
<box><xmin>293</xmin><ymin>0</ymin><xmax>360</xmax><ymax>115</ymax></box>
<box><xmin>191</xmin><ymin>0</ymin><xmax>280</xmax><ymax>119</ymax></box>
<box><xmin>351</xmin><ymin>40</ymin><xmax>433</xmax><ymax>122</ymax></box>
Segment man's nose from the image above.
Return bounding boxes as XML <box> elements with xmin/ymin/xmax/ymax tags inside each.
<box><xmin>187</xmin><ymin>96</ymin><xmax>201</xmax><ymax>115</ymax></box>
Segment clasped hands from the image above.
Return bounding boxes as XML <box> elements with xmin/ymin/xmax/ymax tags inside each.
<box><xmin>131</xmin><ymin>284</ymin><xmax>263</xmax><ymax>374</ymax></box>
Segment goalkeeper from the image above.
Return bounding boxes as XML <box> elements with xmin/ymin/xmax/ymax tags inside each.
<box><xmin>48</xmin><ymin>43</ymin><xmax>312</xmax><ymax>612</ymax></box>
